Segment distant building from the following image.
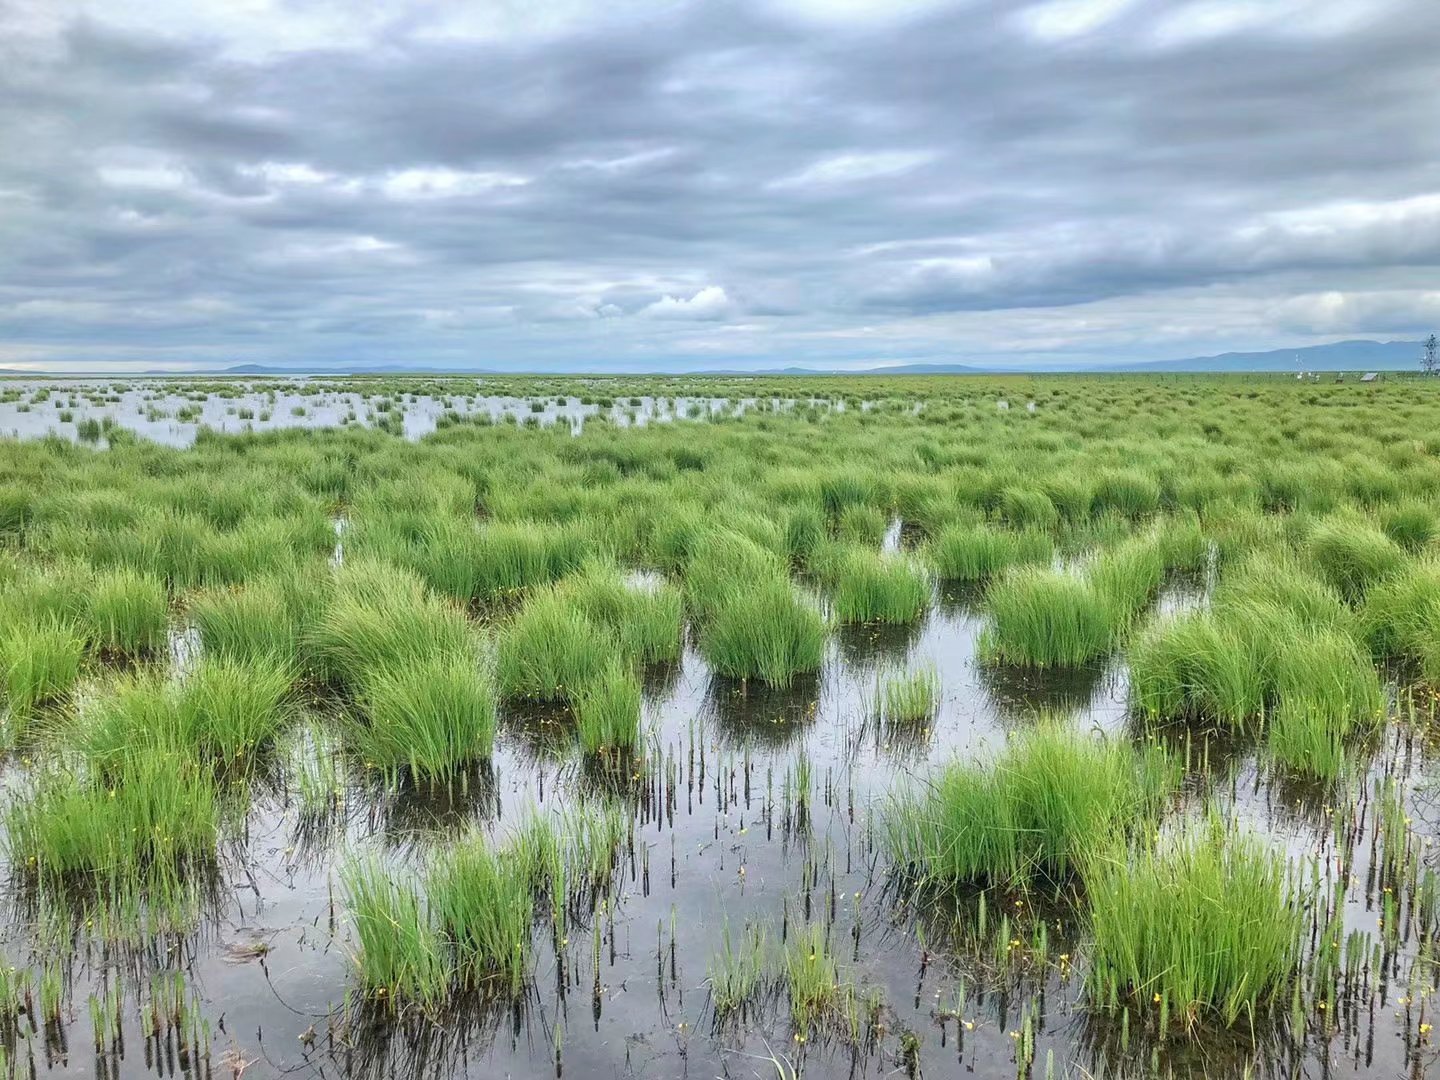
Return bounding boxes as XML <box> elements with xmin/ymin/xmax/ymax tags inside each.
<box><xmin>1360</xmin><ymin>372</ymin><xmax>1379</xmax><ymax>383</ymax></box>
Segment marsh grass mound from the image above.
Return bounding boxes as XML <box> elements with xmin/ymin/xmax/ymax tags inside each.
<box><xmin>306</xmin><ymin>561</ymin><xmax>474</xmax><ymax>690</ymax></box>
<box><xmin>876</xmin><ymin>664</ymin><xmax>941</xmax><ymax>727</ymax></box>
<box><xmin>819</xmin><ymin>545</ymin><xmax>930</xmax><ymax>625</ymax></box>
<box><xmin>1361</xmin><ymin>558</ymin><xmax>1440</xmax><ymax>680</ymax></box>
<box><xmin>554</xmin><ymin>563</ymin><xmax>684</xmax><ymax>666</ymax></box>
<box><xmin>699</xmin><ymin>577</ymin><xmax>826</xmax><ymax>687</ymax></box>
<box><xmin>1129</xmin><ymin>602</ymin><xmax>1383</xmax><ymax>779</ymax></box>
<box><xmin>496</xmin><ymin>588</ymin><xmax>616</xmax><ymax>702</ymax></box>
<box><xmin>342</xmin><ymin>810</ymin><xmax>626</xmax><ymax>1013</ymax></box>
<box><xmin>190</xmin><ymin>574</ymin><xmax>321</xmax><ymax>666</ymax></box>
<box><xmin>927</xmin><ymin>523</ymin><xmax>1053</xmax><ymax>582</ymax></box>
<box><xmin>1</xmin><ymin>616</ymin><xmax>84</xmax><ymax>724</ymax></box>
<box><xmin>1087</xmin><ymin>820</ymin><xmax>1304</xmax><ymax>1033</ymax></box>
<box><xmin>1305</xmin><ymin>517</ymin><xmax>1406</xmax><ymax>602</ymax></box>
<box><xmin>356</xmin><ymin>653</ymin><xmax>498</xmax><ymax>778</ymax></box>
<box><xmin>86</xmin><ymin>567</ymin><xmax>168</xmax><ymax>657</ymax></box>
<box><xmin>75</xmin><ymin>655</ymin><xmax>294</xmax><ymax>770</ymax></box>
<box><xmin>6</xmin><ymin>752</ymin><xmax>225</xmax><ymax>929</ymax></box>
<box><xmin>887</xmin><ymin>724</ymin><xmax>1176</xmax><ymax>891</ymax></box>
<box><xmin>573</xmin><ymin>660</ymin><xmax>643</xmax><ymax>762</ymax></box>
<box><xmin>981</xmin><ymin>567</ymin><xmax>1118</xmax><ymax>668</ymax></box>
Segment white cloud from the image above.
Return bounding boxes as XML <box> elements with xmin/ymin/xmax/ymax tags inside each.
<box><xmin>639</xmin><ymin>285</ymin><xmax>734</xmax><ymax>321</ymax></box>
<box><xmin>771</xmin><ymin>151</ymin><xmax>935</xmax><ymax>189</ymax></box>
<box><xmin>1271</xmin><ymin>290</ymin><xmax>1440</xmax><ymax>335</ymax></box>
<box><xmin>1015</xmin><ymin>0</ymin><xmax>1141</xmax><ymax>41</ymax></box>
<box><xmin>380</xmin><ymin>168</ymin><xmax>529</xmax><ymax>200</ymax></box>
<box><xmin>240</xmin><ymin>161</ymin><xmax>334</xmax><ymax>185</ymax></box>
<box><xmin>1150</xmin><ymin>0</ymin><xmax>1391</xmax><ymax>45</ymax></box>
<box><xmin>97</xmin><ymin>163</ymin><xmax>188</xmax><ymax>190</ymax></box>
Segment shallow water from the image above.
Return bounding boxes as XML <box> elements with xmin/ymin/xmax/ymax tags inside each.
<box><xmin>0</xmin><ymin>379</ymin><xmax>845</xmax><ymax>448</ymax></box>
<box><xmin>1</xmin><ymin>567</ymin><xmax>1433</xmax><ymax>1080</ymax></box>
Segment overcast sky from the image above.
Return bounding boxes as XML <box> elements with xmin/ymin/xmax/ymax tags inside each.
<box><xmin>2</xmin><ymin>0</ymin><xmax>1439</xmax><ymax>372</ymax></box>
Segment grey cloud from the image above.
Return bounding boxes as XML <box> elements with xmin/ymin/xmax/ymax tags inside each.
<box><xmin>1</xmin><ymin>0</ymin><xmax>1438</xmax><ymax>370</ymax></box>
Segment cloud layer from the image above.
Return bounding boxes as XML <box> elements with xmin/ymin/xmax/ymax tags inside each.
<box><xmin>2</xmin><ymin>0</ymin><xmax>1438</xmax><ymax>371</ymax></box>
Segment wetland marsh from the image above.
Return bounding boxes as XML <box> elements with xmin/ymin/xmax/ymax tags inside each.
<box><xmin>0</xmin><ymin>372</ymin><xmax>1436</xmax><ymax>1079</ymax></box>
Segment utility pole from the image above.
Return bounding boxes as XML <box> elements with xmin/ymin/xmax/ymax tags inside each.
<box><xmin>1426</xmin><ymin>334</ymin><xmax>1438</xmax><ymax>376</ymax></box>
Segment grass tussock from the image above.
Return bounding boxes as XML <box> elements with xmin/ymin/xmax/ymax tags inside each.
<box><xmin>190</xmin><ymin>573</ymin><xmax>321</xmax><ymax>666</ymax></box>
<box><xmin>876</xmin><ymin>664</ymin><xmax>941</xmax><ymax>726</ymax></box>
<box><xmin>981</xmin><ymin>567</ymin><xmax>1117</xmax><ymax>668</ymax></box>
<box><xmin>2</xmin><ymin>616</ymin><xmax>84</xmax><ymax>725</ymax></box>
<box><xmin>86</xmin><ymin>567</ymin><xmax>168</xmax><ymax>657</ymax></box>
<box><xmin>1305</xmin><ymin>517</ymin><xmax>1405</xmax><ymax>601</ymax></box>
<box><xmin>573</xmin><ymin>660</ymin><xmax>643</xmax><ymax>762</ymax></box>
<box><xmin>6</xmin><ymin>752</ymin><xmax>224</xmax><ymax>927</ymax></box>
<box><xmin>1129</xmin><ymin>596</ymin><xmax>1383</xmax><ymax>779</ymax></box>
<box><xmin>699</xmin><ymin>577</ymin><xmax>826</xmax><ymax>687</ymax></box>
<box><xmin>927</xmin><ymin>524</ymin><xmax>1053</xmax><ymax>582</ymax></box>
<box><xmin>355</xmin><ymin>653</ymin><xmax>497</xmax><ymax>778</ymax></box>
<box><xmin>888</xmin><ymin>723</ymin><xmax>1175</xmax><ymax>890</ymax></box>
<box><xmin>1087</xmin><ymin>817</ymin><xmax>1303</xmax><ymax>1032</ymax></box>
<box><xmin>76</xmin><ymin>654</ymin><xmax>294</xmax><ymax>769</ymax></box>
<box><xmin>306</xmin><ymin>561</ymin><xmax>474</xmax><ymax>690</ymax></box>
<box><xmin>343</xmin><ymin>807</ymin><xmax>628</xmax><ymax>1011</ymax></box>
<box><xmin>818</xmin><ymin>545</ymin><xmax>930</xmax><ymax>625</ymax></box>
<box><xmin>496</xmin><ymin>588</ymin><xmax>616</xmax><ymax>702</ymax></box>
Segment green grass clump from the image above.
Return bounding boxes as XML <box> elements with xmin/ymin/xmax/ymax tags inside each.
<box><xmin>1</xmin><ymin>617</ymin><xmax>84</xmax><ymax>722</ymax></box>
<box><xmin>1090</xmin><ymin>469</ymin><xmax>1161</xmax><ymax>520</ymax></box>
<box><xmin>341</xmin><ymin>858</ymin><xmax>447</xmax><ymax>1011</ymax></box>
<box><xmin>682</xmin><ymin>530</ymin><xmax>788</xmax><ymax>621</ymax></box>
<box><xmin>356</xmin><ymin>654</ymin><xmax>497</xmax><ymax>777</ymax></box>
<box><xmin>700</xmin><ymin>577</ymin><xmax>826</xmax><ymax>687</ymax></box>
<box><xmin>981</xmin><ymin>567</ymin><xmax>1117</xmax><ymax>667</ymax></box>
<box><xmin>306</xmin><ymin>562</ymin><xmax>473</xmax><ymax>690</ymax></box>
<box><xmin>190</xmin><ymin>575</ymin><xmax>317</xmax><ymax>666</ymax></box>
<box><xmin>1128</xmin><ymin>612</ymin><xmax>1264</xmax><ymax>728</ymax></box>
<box><xmin>555</xmin><ymin>564</ymin><xmax>683</xmax><ymax>665</ymax></box>
<box><xmin>997</xmin><ymin>487</ymin><xmax>1059</xmax><ymax>530</ymax></box>
<box><xmin>1266</xmin><ymin>629</ymin><xmax>1383</xmax><ymax>779</ymax></box>
<box><xmin>1306</xmin><ymin>517</ymin><xmax>1405</xmax><ymax>601</ymax></box>
<box><xmin>785</xmin><ymin>923</ymin><xmax>844</xmax><ymax>1031</ymax></box>
<box><xmin>178</xmin><ymin>655</ymin><xmax>295</xmax><ymax>764</ymax></box>
<box><xmin>834</xmin><ymin>503</ymin><xmax>888</xmax><ymax>546</ymax></box>
<box><xmin>888</xmin><ymin>723</ymin><xmax>1175</xmax><ymax>890</ymax></box>
<box><xmin>496</xmin><ymin>589</ymin><xmax>616</xmax><ymax>702</ymax></box>
<box><xmin>427</xmin><ymin>834</ymin><xmax>535</xmax><ymax>997</ymax></box>
<box><xmin>1213</xmin><ymin>550</ymin><xmax>1355</xmax><ymax>634</ymax></box>
<box><xmin>1087</xmin><ymin>536</ymin><xmax>1164</xmax><ymax>620</ymax></box>
<box><xmin>573</xmin><ymin>661</ymin><xmax>642</xmax><ymax>761</ymax></box>
<box><xmin>708</xmin><ymin>921</ymin><xmax>771</xmax><ymax>1019</ymax></box>
<box><xmin>1087</xmin><ymin>820</ymin><xmax>1303</xmax><ymax>1032</ymax></box>
<box><xmin>824</xmin><ymin>547</ymin><xmax>929</xmax><ymax>625</ymax></box>
<box><xmin>927</xmin><ymin>524</ymin><xmax>1053</xmax><ymax>582</ymax></box>
<box><xmin>343</xmin><ymin>812</ymin><xmax>627</xmax><ymax>1012</ymax></box>
<box><xmin>1380</xmin><ymin>500</ymin><xmax>1437</xmax><ymax>553</ymax></box>
<box><xmin>7</xmin><ymin>753</ymin><xmax>222</xmax><ymax>919</ymax></box>
<box><xmin>77</xmin><ymin>656</ymin><xmax>293</xmax><ymax>769</ymax></box>
<box><xmin>86</xmin><ymin>568</ymin><xmax>168</xmax><ymax>656</ymax></box>
<box><xmin>1361</xmin><ymin>558</ymin><xmax>1440</xmax><ymax>680</ymax></box>
<box><xmin>1130</xmin><ymin>602</ymin><xmax>1381</xmax><ymax>778</ymax></box>
<box><xmin>877</xmin><ymin>664</ymin><xmax>940</xmax><ymax>725</ymax></box>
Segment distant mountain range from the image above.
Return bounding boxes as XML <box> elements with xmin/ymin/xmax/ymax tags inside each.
<box><xmin>0</xmin><ymin>338</ymin><xmax>1429</xmax><ymax>377</ymax></box>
